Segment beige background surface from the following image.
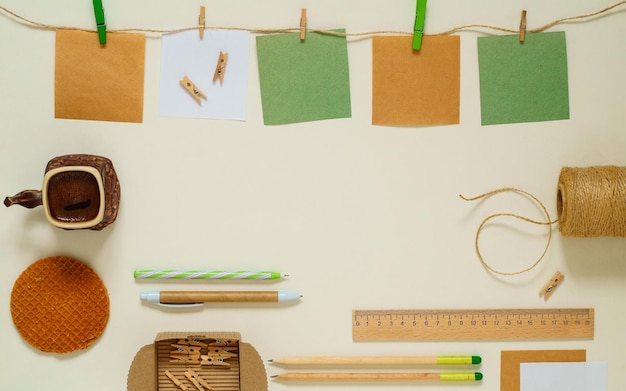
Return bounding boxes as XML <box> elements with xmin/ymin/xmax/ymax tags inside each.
<box><xmin>1</xmin><ymin>1</ymin><xmax>625</xmax><ymax>390</ymax></box>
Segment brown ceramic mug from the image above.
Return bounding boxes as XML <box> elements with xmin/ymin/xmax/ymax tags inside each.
<box><xmin>4</xmin><ymin>154</ymin><xmax>120</xmax><ymax>230</ymax></box>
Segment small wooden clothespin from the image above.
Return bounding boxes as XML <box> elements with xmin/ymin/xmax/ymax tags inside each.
<box><xmin>206</xmin><ymin>347</ymin><xmax>238</xmax><ymax>358</ymax></box>
<box><xmin>412</xmin><ymin>0</ymin><xmax>427</xmax><ymax>50</ymax></box>
<box><xmin>539</xmin><ymin>271</ymin><xmax>564</xmax><ymax>300</ymax></box>
<box><xmin>299</xmin><ymin>8</ymin><xmax>307</xmax><ymax>41</ymax></box>
<box><xmin>180</xmin><ymin>76</ymin><xmax>207</xmax><ymax>105</ymax></box>
<box><xmin>208</xmin><ymin>338</ymin><xmax>238</xmax><ymax>347</ymax></box>
<box><xmin>171</xmin><ymin>344</ymin><xmax>202</xmax><ymax>355</ymax></box>
<box><xmin>185</xmin><ymin>368</ymin><xmax>214</xmax><ymax>391</ymax></box>
<box><xmin>519</xmin><ymin>10</ymin><xmax>527</xmax><ymax>42</ymax></box>
<box><xmin>165</xmin><ymin>370</ymin><xmax>189</xmax><ymax>391</ymax></box>
<box><xmin>212</xmin><ymin>52</ymin><xmax>228</xmax><ymax>84</ymax></box>
<box><xmin>178</xmin><ymin>337</ymin><xmax>208</xmax><ymax>347</ymax></box>
<box><xmin>201</xmin><ymin>355</ymin><xmax>230</xmax><ymax>366</ymax></box>
<box><xmin>170</xmin><ymin>355</ymin><xmax>201</xmax><ymax>364</ymax></box>
<box><xmin>199</xmin><ymin>6</ymin><xmax>206</xmax><ymax>39</ymax></box>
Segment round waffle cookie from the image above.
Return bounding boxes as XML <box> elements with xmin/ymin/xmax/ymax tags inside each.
<box><xmin>11</xmin><ymin>256</ymin><xmax>110</xmax><ymax>353</ymax></box>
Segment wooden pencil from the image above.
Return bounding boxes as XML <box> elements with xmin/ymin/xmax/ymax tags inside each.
<box><xmin>271</xmin><ymin>372</ymin><xmax>483</xmax><ymax>382</ymax></box>
<box><xmin>269</xmin><ymin>355</ymin><xmax>481</xmax><ymax>366</ymax></box>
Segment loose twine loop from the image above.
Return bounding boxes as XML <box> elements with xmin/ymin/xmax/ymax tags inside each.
<box><xmin>460</xmin><ymin>166</ymin><xmax>626</xmax><ymax>276</ymax></box>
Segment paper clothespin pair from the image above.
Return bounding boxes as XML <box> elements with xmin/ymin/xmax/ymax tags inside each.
<box><xmin>412</xmin><ymin>0</ymin><xmax>427</xmax><ymax>50</ymax></box>
<box><xmin>539</xmin><ymin>271</ymin><xmax>564</xmax><ymax>300</ymax></box>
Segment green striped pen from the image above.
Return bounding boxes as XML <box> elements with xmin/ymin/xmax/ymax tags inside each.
<box><xmin>133</xmin><ymin>269</ymin><xmax>288</xmax><ymax>280</ymax></box>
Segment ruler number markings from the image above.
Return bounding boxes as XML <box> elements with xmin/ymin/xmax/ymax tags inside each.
<box><xmin>352</xmin><ymin>309</ymin><xmax>594</xmax><ymax>341</ymax></box>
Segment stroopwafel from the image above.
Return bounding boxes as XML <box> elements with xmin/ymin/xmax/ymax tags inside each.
<box><xmin>11</xmin><ymin>255</ymin><xmax>110</xmax><ymax>353</ymax></box>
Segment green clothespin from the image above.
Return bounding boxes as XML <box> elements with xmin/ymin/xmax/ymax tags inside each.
<box><xmin>92</xmin><ymin>0</ymin><xmax>106</xmax><ymax>45</ymax></box>
<box><xmin>412</xmin><ymin>0</ymin><xmax>427</xmax><ymax>50</ymax></box>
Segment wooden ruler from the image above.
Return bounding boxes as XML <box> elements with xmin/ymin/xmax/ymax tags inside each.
<box><xmin>352</xmin><ymin>308</ymin><xmax>594</xmax><ymax>341</ymax></box>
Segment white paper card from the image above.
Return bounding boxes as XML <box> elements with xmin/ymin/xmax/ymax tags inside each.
<box><xmin>520</xmin><ymin>362</ymin><xmax>607</xmax><ymax>391</ymax></box>
<box><xmin>159</xmin><ymin>29</ymin><xmax>250</xmax><ymax>120</ymax></box>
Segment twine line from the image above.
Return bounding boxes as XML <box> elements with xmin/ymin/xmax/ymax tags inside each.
<box><xmin>459</xmin><ymin>187</ymin><xmax>558</xmax><ymax>276</ymax></box>
<box><xmin>1</xmin><ymin>1</ymin><xmax>625</xmax><ymax>38</ymax></box>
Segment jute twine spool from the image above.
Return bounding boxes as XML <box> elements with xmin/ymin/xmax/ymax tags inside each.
<box><xmin>557</xmin><ymin>166</ymin><xmax>626</xmax><ymax>237</ymax></box>
<box><xmin>460</xmin><ymin>166</ymin><xmax>626</xmax><ymax>275</ymax></box>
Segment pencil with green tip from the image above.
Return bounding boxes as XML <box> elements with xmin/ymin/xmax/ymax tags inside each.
<box><xmin>271</xmin><ymin>372</ymin><xmax>483</xmax><ymax>382</ymax></box>
<box><xmin>269</xmin><ymin>355</ymin><xmax>481</xmax><ymax>366</ymax></box>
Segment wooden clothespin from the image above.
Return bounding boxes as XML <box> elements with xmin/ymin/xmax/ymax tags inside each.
<box><xmin>178</xmin><ymin>337</ymin><xmax>208</xmax><ymax>347</ymax></box>
<box><xmin>165</xmin><ymin>370</ymin><xmax>188</xmax><ymax>391</ymax></box>
<box><xmin>200</xmin><ymin>355</ymin><xmax>230</xmax><ymax>366</ymax></box>
<box><xmin>412</xmin><ymin>0</ymin><xmax>427</xmax><ymax>50</ymax></box>
<box><xmin>212</xmin><ymin>52</ymin><xmax>228</xmax><ymax>84</ymax></box>
<box><xmin>199</xmin><ymin>6</ymin><xmax>206</xmax><ymax>39</ymax></box>
<box><xmin>171</xmin><ymin>344</ymin><xmax>202</xmax><ymax>355</ymax></box>
<box><xmin>185</xmin><ymin>368</ymin><xmax>214</xmax><ymax>391</ymax></box>
<box><xmin>300</xmin><ymin>8</ymin><xmax>307</xmax><ymax>41</ymax></box>
<box><xmin>180</xmin><ymin>76</ymin><xmax>207</xmax><ymax>104</ymax></box>
<box><xmin>519</xmin><ymin>10</ymin><xmax>527</xmax><ymax>42</ymax></box>
<box><xmin>170</xmin><ymin>355</ymin><xmax>201</xmax><ymax>364</ymax></box>
<box><xmin>539</xmin><ymin>271</ymin><xmax>564</xmax><ymax>300</ymax></box>
<box><xmin>206</xmin><ymin>347</ymin><xmax>238</xmax><ymax>357</ymax></box>
<box><xmin>208</xmin><ymin>338</ymin><xmax>237</xmax><ymax>347</ymax></box>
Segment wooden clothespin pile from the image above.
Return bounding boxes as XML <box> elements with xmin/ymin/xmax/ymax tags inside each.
<box><xmin>169</xmin><ymin>337</ymin><xmax>239</xmax><ymax>367</ymax></box>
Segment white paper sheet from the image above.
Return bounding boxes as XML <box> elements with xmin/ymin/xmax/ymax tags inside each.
<box><xmin>520</xmin><ymin>362</ymin><xmax>607</xmax><ymax>391</ymax></box>
<box><xmin>159</xmin><ymin>29</ymin><xmax>250</xmax><ymax>120</ymax></box>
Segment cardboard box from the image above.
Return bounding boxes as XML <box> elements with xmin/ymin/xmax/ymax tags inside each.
<box><xmin>127</xmin><ymin>332</ymin><xmax>267</xmax><ymax>391</ymax></box>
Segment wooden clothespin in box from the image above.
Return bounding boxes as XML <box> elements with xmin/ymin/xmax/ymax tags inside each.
<box><xmin>180</xmin><ymin>76</ymin><xmax>207</xmax><ymax>105</ymax></box>
<box><xmin>178</xmin><ymin>337</ymin><xmax>208</xmax><ymax>347</ymax></box>
<box><xmin>539</xmin><ymin>271</ymin><xmax>564</xmax><ymax>300</ymax></box>
<box><xmin>201</xmin><ymin>355</ymin><xmax>230</xmax><ymax>366</ymax></box>
<box><xmin>300</xmin><ymin>8</ymin><xmax>307</xmax><ymax>41</ymax></box>
<box><xmin>199</xmin><ymin>6</ymin><xmax>206</xmax><ymax>39</ymax></box>
<box><xmin>412</xmin><ymin>0</ymin><xmax>427</xmax><ymax>50</ymax></box>
<box><xmin>165</xmin><ymin>370</ymin><xmax>189</xmax><ymax>391</ymax></box>
<box><xmin>212</xmin><ymin>51</ymin><xmax>228</xmax><ymax>84</ymax></box>
<box><xmin>208</xmin><ymin>338</ymin><xmax>238</xmax><ymax>347</ymax></box>
<box><xmin>519</xmin><ymin>10</ymin><xmax>527</xmax><ymax>42</ymax></box>
<box><xmin>185</xmin><ymin>368</ymin><xmax>214</xmax><ymax>391</ymax></box>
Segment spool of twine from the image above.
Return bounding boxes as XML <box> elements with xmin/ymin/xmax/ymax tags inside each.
<box><xmin>557</xmin><ymin>166</ymin><xmax>626</xmax><ymax>237</ymax></box>
<box><xmin>461</xmin><ymin>166</ymin><xmax>626</xmax><ymax>275</ymax></box>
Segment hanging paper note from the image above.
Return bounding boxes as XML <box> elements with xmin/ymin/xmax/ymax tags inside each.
<box><xmin>55</xmin><ymin>29</ymin><xmax>145</xmax><ymax>123</ymax></box>
<box><xmin>159</xmin><ymin>29</ymin><xmax>250</xmax><ymax>120</ymax></box>
<box><xmin>256</xmin><ymin>30</ymin><xmax>352</xmax><ymax>125</ymax></box>
<box><xmin>477</xmin><ymin>31</ymin><xmax>570</xmax><ymax>125</ymax></box>
<box><xmin>372</xmin><ymin>35</ymin><xmax>460</xmax><ymax>126</ymax></box>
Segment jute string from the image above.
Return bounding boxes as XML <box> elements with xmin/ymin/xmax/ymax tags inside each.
<box><xmin>557</xmin><ymin>166</ymin><xmax>626</xmax><ymax>237</ymax></box>
<box><xmin>0</xmin><ymin>1</ymin><xmax>625</xmax><ymax>37</ymax></box>
<box><xmin>460</xmin><ymin>166</ymin><xmax>626</xmax><ymax>276</ymax></box>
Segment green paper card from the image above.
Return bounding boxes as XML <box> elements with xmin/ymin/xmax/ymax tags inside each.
<box><xmin>477</xmin><ymin>31</ymin><xmax>570</xmax><ymax>126</ymax></box>
<box><xmin>256</xmin><ymin>30</ymin><xmax>352</xmax><ymax>125</ymax></box>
